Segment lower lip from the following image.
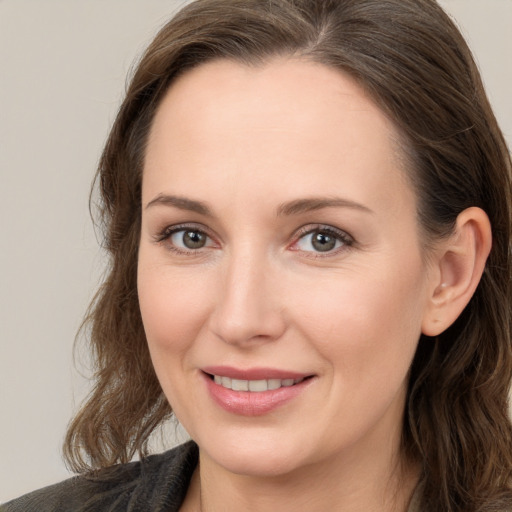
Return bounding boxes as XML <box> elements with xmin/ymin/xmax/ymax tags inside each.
<box><xmin>202</xmin><ymin>372</ymin><xmax>314</xmax><ymax>416</ymax></box>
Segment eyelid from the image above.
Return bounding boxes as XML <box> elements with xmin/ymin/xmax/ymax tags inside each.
<box><xmin>152</xmin><ymin>222</ymin><xmax>354</xmax><ymax>257</ymax></box>
<box><xmin>289</xmin><ymin>224</ymin><xmax>355</xmax><ymax>256</ymax></box>
<box><xmin>154</xmin><ymin>222</ymin><xmax>207</xmax><ymax>240</ymax></box>
<box><xmin>153</xmin><ymin>222</ymin><xmax>219</xmax><ymax>252</ymax></box>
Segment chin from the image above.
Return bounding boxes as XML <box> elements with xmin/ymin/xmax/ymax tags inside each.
<box><xmin>195</xmin><ymin>428</ymin><xmax>316</xmax><ymax>478</ymax></box>
<box><xmin>212</xmin><ymin>450</ymin><xmax>305</xmax><ymax>478</ymax></box>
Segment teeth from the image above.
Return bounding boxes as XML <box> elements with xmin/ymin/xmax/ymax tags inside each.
<box><xmin>212</xmin><ymin>375</ymin><xmax>305</xmax><ymax>392</ymax></box>
<box><xmin>248</xmin><ymin>379</ymin><xmax>267</xmax><ymax>392</ymax></box>
<box><xmin>268</xmin><ymin>379</ymin><xmax>281</xmax><ymax>390</ymax></box>
<box><xmin>231</xmin><ymin>379</ymin><xmax>249</xmax><ymax>391</ymax></box>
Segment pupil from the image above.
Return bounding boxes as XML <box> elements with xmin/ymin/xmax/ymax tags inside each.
<box><xmin>312</xmin><ymin>232</ymin><xmax>336</xmax><ymax>252</ymax></box>
<box><xmin>183</xmin><ymin>231</ymin><xmax>206</xmax><ymax>249</ymax></box>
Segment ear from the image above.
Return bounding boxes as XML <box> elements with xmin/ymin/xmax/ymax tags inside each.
<box><xmin>422</xmin><ymin>207</ymin><xmax>492</xmax><ymax>336</ymax></box>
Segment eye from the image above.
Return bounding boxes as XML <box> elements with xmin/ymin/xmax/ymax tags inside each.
<box><xmin>293</xmin><ymin>226</ymin><xmax>353</xmax><ymax>254</ymax></box>
<box><xmin>155</xmin><ymin>225</ymin><xmax>217</xmax><ymax>254</ymax></box>
<box><xmin>170</xmin><ymin>229</ymin><xmax>209</xmax><ymax>250</ymax></box>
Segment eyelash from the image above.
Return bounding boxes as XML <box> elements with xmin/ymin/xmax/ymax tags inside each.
<box><xmin>154</xmin><ymin>223</ymin><xmax>354</xmax><ymax>257</ymax></box>
<box><xmin>290</xmin><ymin>225</ymin><xmax>354</xmax><ymax>258</ymax></box>
<box><xmin>154</xmin><ymin>223</ymin><xmax>216</xmax><ymax>256</ymax></box>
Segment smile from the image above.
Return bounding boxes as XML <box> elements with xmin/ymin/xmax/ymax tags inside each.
<box><xmin>201</xmin><ymin>366</ymin><xmax>315</xmax><ymax>415</ymax></box>
<box><xmin>212</xmin><ymin>375</ymin><xmax>305</xmax><ymax>392</ymax></box>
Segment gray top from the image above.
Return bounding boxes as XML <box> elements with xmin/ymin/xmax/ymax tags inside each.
<box><xmin>1</xmin><ymin>442</ymin><xmax>198</xmax><ymax>512</ymax></box>
<box><xmin>2</xmin><ymin>441</ymin><xmax>422</xmax><ymax>511</ymax></box>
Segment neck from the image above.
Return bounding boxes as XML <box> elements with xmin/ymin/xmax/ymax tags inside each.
<box><xmin>182</xmin><ymin>438</ymin><xmax>419</xmax><ymax>512</ymax></box>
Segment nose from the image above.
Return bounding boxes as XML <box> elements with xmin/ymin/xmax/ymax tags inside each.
<box><xmin>209</xmin><ymin>250</ymin><xmax>287</xmax><ymax>347</ymax></box>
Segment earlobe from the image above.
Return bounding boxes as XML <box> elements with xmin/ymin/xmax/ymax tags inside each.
<box><xmin>421</xmin><ymin>207</ymin><xmax>492</xmax><ymax>337</ymax></box>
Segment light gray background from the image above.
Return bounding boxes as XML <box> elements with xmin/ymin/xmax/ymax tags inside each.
<box><xmin>1</xmin><ymin>0</ymin><xmax>511</xmax><ymax>503</ymax></box>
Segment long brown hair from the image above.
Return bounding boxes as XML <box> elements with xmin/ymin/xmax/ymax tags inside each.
<box><xmin>64</xmin><ymin>1</ymin><xmax>512</xmax><ymax>510</ymax></box>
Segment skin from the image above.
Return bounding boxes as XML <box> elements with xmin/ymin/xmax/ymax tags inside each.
<box><xmin>137</xmin><ymin>58</ymin><xmax>484</xmax><ymax>511</ymax></box>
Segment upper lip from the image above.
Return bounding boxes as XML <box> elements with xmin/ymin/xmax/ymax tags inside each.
<box><xmin>202</xmin><ymin>366</ymin><xmax>312</xmax><ymax>381</ymax></box>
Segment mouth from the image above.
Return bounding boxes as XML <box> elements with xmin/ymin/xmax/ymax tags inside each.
<box><xmin>207</xmin><ymin>374</ymin><xmax>309</xmax><ymax>392</ymax></box>
<box><xmin>201</xmin><ymin>368</ymin><xmax>316</xmax><ymax>416</ymax></box>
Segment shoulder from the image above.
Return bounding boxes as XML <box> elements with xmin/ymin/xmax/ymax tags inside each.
<box><xmin>1</xmin><ymin>441</ymin><xmax>198</xmax><ymax>512</ymax></box>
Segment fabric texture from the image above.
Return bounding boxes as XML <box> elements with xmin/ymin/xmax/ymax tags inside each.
<box><xmin>1</xmin><ymin>442</ymin><xmax>198</xmax><ymax>512</ymax></box>
<box><xmin>2</xmin><ymin>441</ymin><xmax>423</xmax><ymax>511</ymax></box>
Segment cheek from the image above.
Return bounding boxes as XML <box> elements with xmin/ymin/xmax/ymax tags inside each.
<box><xmin>137</xmin><ymin>262</ymin><xmax>214</xmax><ymax>421</ymax></box>
<box><xmin>288</xmin><ymin>261</ymin><xmax>427</xmax><ymax>374</ymax></box>
<box><xmin>137</xmin><ymin>263</ymin><xmax>211</xmax><ymax>356</ymax></box>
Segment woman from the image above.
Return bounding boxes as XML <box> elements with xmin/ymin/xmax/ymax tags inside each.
<box><xmin>4</xmin><ymin>0</ymin><xmax>511</xmax><ymax>510</ymax></box>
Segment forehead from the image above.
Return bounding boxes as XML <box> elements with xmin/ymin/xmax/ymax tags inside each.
<box><xmin>143</xmin><ymin>58</ymin><xmax>413</xmax><ymax>218</ymax></box>
<box><xmin>148</xmin><ymin>57</ymin><xmax>397</xmax><ymax>151</ymax></box>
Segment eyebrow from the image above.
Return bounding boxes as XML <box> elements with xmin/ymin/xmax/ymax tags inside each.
<box><xmin>277</xmin><ymin>197</ymin><xmax>373</xmax><ymax>216</ymax></box>
<box><xmin>144</xmin><ymin>194</ymin><xmax>373</xmax><ymax>217</ymax></box>
<box><xmin>145</xmin><ymin>194</ymin><xmax>212</xmax><ymax>216</ymax></box>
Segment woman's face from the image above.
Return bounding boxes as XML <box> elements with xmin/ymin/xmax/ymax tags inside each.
<box><xmin>138</xmin><ymin>58</ymin><xmax>434</xmax><ymax>477</ymax></box>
